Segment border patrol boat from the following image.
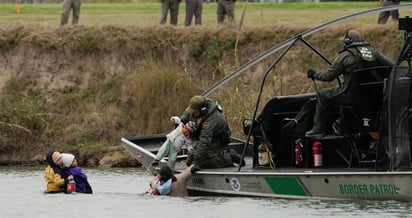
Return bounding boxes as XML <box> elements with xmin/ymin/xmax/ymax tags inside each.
<box><xmin>122</xmin><ymin>5</ymin><xmax>412</xmax><ymax>202</ymax></box>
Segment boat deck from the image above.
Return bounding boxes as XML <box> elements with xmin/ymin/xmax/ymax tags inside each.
<box><xmin>170</xmin><ymin>155</ymin><xmax>378</xmax><ymax>174</ymax></box>
<box><xmin>121</xmin><ymin>136</ymin><xmax>381</xmax><ymax>175</ymax></box>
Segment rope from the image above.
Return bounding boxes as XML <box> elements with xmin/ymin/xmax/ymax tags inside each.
<box><xmin>263</xmin><ymin>143</ymin><xmax>276</xmax><ymax>169</ymax></box>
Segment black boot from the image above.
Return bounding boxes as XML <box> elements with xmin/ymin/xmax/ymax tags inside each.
<box><xmin>230</xmin><ymin>149</ymin><xmax>245</xmax><ymax>166</ymax></box>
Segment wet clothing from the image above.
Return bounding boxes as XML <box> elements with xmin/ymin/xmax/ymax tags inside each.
<box><xmin>149</xmin><ymin>165</ymin><xmax>193</xmax><ymax>197</ymax></box>
<box><xmin>62</xmin><ymin>166</ymin><xmax>93</xmax><ymax>194</ymax></box>
<box><xmin>186</xmin><ymin>98</ymin><xmax>233</xmax><ymax>169</ymax></box>
<box><xmin>155</xmin><ymin>117</ymin><xmax>193</xmax><ymax>170</ymax></box>
<box><xmin>60</xmin><ymin>0</ymin><xmax>81</xmax><ymax>26</ymax></box>
<box><xmin>217</xmin><ymin>0</ymin><xmax>235</xmax><ymax>24</ymax></box>
<box><xmin>378</xmin><ymin>0</ymin><xmax>399</xmax><ymax>25</ymax></box>
<box><xmin>169</xmin><ymin>165</ymin><xmax>192</xmax><ymax>197</ymax></box>
<box><xmin>311</xmin><ymin>41</ymin><xmax>394</xmax><ymax>133</ymax></box>
<box><xmin>184</xmin><ymin>0</ymin><xmax>203</xmax><ymax>26</ymax></box>
<box><xmin>44</xmin><ymin>150</ymin><xmax>66</xmax><ymax>193</ymax></box>
<box><xmin>44</xmin><ymin>166</ymin><xmax>66</xmax><ymax>193</ymax></box>
<box><xmin>160</xmin><ymin>0</ymin><xmax>181</xmax><ymax>25</ymax></box>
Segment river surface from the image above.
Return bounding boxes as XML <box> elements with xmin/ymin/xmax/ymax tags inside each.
<box><xmin>0</xmin><ymin>167</ymin><xmax>411</xmax><ymax>218</ymax></box>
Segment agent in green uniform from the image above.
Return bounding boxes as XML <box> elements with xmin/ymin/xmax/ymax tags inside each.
<box><xmin>182</xmin><ymin>95</ymin><xmax>235</xmax><ymax>172</ymax></box>
<box><xmin>305</xmin><ymin>29</ymin><xmax>394</xmax><ymax>136</ymax></box>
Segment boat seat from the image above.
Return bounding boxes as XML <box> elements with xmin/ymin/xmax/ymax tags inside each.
<box><xmin>328</xmin><ymin>66</ymin><xmax>391</xmax><ymax>135</ymax></box>
<box><xmin>304</xmin><ymin>67</ymin><xmax>391</xmax><ymax>168</ymax></box>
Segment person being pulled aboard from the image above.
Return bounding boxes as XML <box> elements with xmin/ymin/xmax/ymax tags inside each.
<box><xmin>182</xmin><ymin>95</ymin><xmax>244</xmax><ymax>173</ymax></box>
<box><xmin>150</xmin><ymin>116</ymin><xmax>197</xmax><ymax>171</ymax></box>
<box><xmin>305</xmin><ymin>29</ymin><xmax>394</xmax><ymax>137</ymax></box>
<box><xmin>147</xmin><ymin>165</ymin><xmax>194</xmax><ymax>197</ymax></box>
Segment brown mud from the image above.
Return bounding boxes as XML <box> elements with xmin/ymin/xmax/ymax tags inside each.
<box><xmin>0</xmin><ymin>24</ymin><xmax>401</xmax><ymax>167</ymax></box>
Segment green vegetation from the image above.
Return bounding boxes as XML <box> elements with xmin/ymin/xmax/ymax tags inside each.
<box><xmin>0</xmin><ymin>2</ymin><xmax>407</xmax><ymax>26</ymax></box>
<box><xmin>0</xmin><ymin>2</ymin><xmax>409</xmax><ymax>165</ymax></box>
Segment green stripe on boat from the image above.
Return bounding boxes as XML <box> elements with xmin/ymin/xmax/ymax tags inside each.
<box><xmin>265</xmin><ymin>177</ymin><xmax>308</xmax><ymax>196</ymax></box>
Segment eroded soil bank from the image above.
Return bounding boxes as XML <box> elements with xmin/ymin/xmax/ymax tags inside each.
<box><xmin>0</xmin><ymin>24</ymin><xmax>401</xmax><ymax>167</ymax></box>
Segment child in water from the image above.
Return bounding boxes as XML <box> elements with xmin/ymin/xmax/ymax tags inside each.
<box><xmin>61</xmin><ymin>153</ymin><xmax>93</xmax><ymax>194</ymax></box>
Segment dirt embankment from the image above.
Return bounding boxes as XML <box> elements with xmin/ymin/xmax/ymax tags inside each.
<box><xmin>0</xmin><ymin>24</ymin><xmax>401</xmax><ymax>167</ymax></box>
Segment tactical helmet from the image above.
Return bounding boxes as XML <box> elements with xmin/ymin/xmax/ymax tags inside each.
<box><xmin>343</xmin><ymin>29</ymin><xmax>363</xmax><ymax>45</ymax></box>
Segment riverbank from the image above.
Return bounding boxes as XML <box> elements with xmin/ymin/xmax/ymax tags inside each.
<box><xmin>0</xmin><ymin>3</ymin><xmax>406</xmax><ymax>167</ymax></box>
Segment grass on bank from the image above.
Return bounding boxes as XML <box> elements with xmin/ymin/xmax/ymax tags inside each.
<box><xmin>1</xmin><ymin>2</ymin><xmax>410</xmax><ymax>27</ymax></box>
<box><xmin>0</xmin><ymin>2</ymin><xmax>410</xmax><ymax>164</ymax></box>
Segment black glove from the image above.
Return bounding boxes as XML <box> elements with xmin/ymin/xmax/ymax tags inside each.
<box><xmin>307</xmin><ymin>69</ymin><xmax>316</xmax><ymax>80</ymax></box>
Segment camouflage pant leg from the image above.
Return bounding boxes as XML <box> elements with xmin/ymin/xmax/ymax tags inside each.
<box><xmin>196</xmin><ymin>150</ymin><xmax>233</xmax><ymax>169</ymax></box>
<box><xmin>312</xmin><ymin>86</ymin><xmax>340</xmax><ymax>132</ymax></box>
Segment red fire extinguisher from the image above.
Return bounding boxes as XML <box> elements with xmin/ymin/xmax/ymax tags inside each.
<box><xmin>294</xmin><ymin>139</ymin><xmax>303</xmax><ymax>167</ymax></box>
<box><xmin>312</xmin><ymin>140</ymin><xmax>323</xmax><ymax>168</ymax></box>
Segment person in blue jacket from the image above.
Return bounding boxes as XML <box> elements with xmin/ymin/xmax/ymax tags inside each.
<box><xmin>61</xmin><ymin>153</ymin><xmax>93</xmax><ymax>194</ymax></box>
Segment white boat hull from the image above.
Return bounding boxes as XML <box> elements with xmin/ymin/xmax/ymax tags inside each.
<box><xmin>121</xmin><ymin>137</ymin><xmax>412</xmax><ymax>202</ymax></box>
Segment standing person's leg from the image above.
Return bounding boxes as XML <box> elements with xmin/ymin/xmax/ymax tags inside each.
<box><xmin>72</xmin><ymin>0</ymin><xmax>81</xmax><ymax>25</ymax></box>
<box><xmin>377</xmin><ymin>11</ymin><xmax>389</xmax><ymax>24</ymax></box>
<box><xmin>377</xmin><ymin>0</ymin><xmax>391</xmax><ymax>24</ymax></box>
<box><xmin>217</xmin><ymin>0</ymin><xmax>225</xmax><ymax>24</ymax></box>
<box><xmin>60</xmin><ymin>0</ymin><xmax>72</xmax><ymax>26</ymax></box>
<box><xmin>194</xmin><ymin>0</ymin><xmax>203</xmax><ymax>25</ymax></box>
<box><xmin>170</xmin><ymin>0</ymin><xmax>180</xmax><ymax>25</ymax></box>
<box><xmin>224</xmin><ymin>0</ymin><xmax>235</xmax><ymax>23</ymax></box>
<box><xmin>184</xmin><ymin>0</ymin><xmax>194</xmax><ymax>26</ymax></box>
<box><xmin>159</xmin><ymin>0</ymin><xmax>169</xmax><ymax>24</ymax></box>
<box><xmin>390</xmin><ymin>9</ymin><xmax>399</xmax><ymax>22</ymax></box>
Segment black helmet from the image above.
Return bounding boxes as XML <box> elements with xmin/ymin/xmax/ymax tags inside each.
<box><xmin>343</xmin><ymin>29</ymin><xmax>363</xmax><ymax>45</ymax></box>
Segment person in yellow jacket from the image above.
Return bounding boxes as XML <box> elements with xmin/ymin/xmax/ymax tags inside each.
<box><xmin>44</xmin><ymin>150</ymin><xmax>73</xmax><ymax>193</ymax></box>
